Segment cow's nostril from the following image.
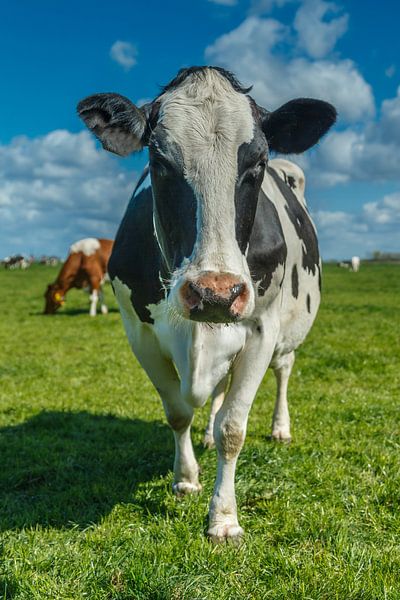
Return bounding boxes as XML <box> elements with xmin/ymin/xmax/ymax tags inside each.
<box><xmin>184</xmin><ymin>281</ymin><xmax>204</xmax><ymax>309</ymax></box>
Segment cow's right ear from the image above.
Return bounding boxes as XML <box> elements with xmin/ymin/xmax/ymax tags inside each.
<box><xmin>77</xmin><ymin>93</ymin><xmax>148</xmax><ymax>156</ymax></box>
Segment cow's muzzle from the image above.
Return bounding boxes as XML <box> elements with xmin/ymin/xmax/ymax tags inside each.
<box><xmin>180</xmin><ymin>272</ymin><xmax>250</xmax><ymax>323</ymax></box>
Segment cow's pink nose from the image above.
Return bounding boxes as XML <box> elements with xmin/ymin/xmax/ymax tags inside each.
<box><xmin>180</xmin><ymin>272</ymin><xmax>249</xmax><ymax>322</ymax></box>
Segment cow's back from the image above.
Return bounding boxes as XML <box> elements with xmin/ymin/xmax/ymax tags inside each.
<box><xmin>257</xmin><ymin>158</ymin><xmax>321</xmax><ymax>354</ymax></box>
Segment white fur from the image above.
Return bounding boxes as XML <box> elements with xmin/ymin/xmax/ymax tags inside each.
<box><xmin>157</xmin><ymin>70</ymin><xmax>256</xmax><ymax>318</ymax></box>
<box><xmin>70</xmin><ymin>238</ymin><xmax>100</xmax><ymax>256</ymax></box>
<box><xmin>351</xmin><ymin>256</ymin><xmax>360</xmax><ymax>272</ymax></box>
<box><xmin>89</xmin><ymin>289</ymin><xmax>98</xmax><ymax>317</ymax></box>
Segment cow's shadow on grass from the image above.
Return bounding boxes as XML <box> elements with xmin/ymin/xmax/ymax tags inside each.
<box><xmin>0</xmin><ymin>411</ymin><xmax>179</xmax><ymax>531</ymax></box>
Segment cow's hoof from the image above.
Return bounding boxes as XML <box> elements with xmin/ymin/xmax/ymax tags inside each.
<box><xmin>270</xmin><ymin>431</ymin><xmax>291</xmax><ymax>443</ymax></box>
<box><xmin>101</xmin><ymin>305</ymin><xmax>108</xmax><ymax>315</ymax></box>
<box><xmin>172</xmin><ymin>481</ymin><xmax>202</xmax><ymax>497</ymax></box>
<box><xmin>207</xmin><ymin>524</ymin><xmax>244</xmax><ymax>545</ymax></box>
<box><xmin>203</xmin><ymin>433</ymin><xmax>215</xmax><ymax>449</ymax></box>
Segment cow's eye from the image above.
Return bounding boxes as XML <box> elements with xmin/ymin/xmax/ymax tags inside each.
<box><xmin>242</xmin><ymin>160</ymin><xmax>266</xmax><ymax>184</ymax></box>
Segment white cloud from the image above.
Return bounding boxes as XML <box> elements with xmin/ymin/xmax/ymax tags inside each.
<box><xmin>300</xmin><ymin>87</ymin><xmax>400</xmax><ymax>187</ymax></box>
<box><xmin>294</xmin><ymin>0</ymin><xmax>348</xmax><ymax>59</ymax></box>
<box><xmin>110</xmin><ymin>40</ymin><xmax>137</xmax><ymax>71</ymax></box>
<box><xmin>0</xmin><ymin>130</ymin><xmax>135</xmax><ymax>257</ymax></box>
<box><xmin>313</xmin><ymin>195</ymin><xmax>400</xmax><ymax>259</ymax></box>
<box><xmin>205</xmin><ymin>15</ymin><xmax>374</xmax><ymax>122</ymax></box>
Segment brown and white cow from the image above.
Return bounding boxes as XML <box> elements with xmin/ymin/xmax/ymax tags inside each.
<box><xmin>44</xmin><ymin>238</ymin><xmax>113</xmax><ymax>316</ymax></box>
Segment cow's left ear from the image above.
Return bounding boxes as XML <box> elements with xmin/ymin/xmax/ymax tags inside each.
<box><xmin>261</xmin><ymin>98</ymin><xmax>337</xmax><ymax>154</ymax></box>
<box><xmin>77</xmin><ymin>93</ymin><xmax>149</xmax><ymax>156</ymax></box>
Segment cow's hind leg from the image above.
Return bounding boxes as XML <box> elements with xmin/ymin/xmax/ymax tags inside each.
<box><xmin>203</xmin><ymin>377</ymin><xmax>228</xmax><ymax>449</ymax></box>
<box><xmin>99</xmin><ymin>287</ymin><xmax>108</xmax><ymax>314</ymax></box>
<box><xmin>271</xmin><ymin>351</ymin><xmax>295</xmax><ymax>442</ymax></box>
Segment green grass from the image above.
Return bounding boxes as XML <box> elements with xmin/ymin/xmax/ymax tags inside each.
<box><xmin>0</xmin><ymin>263</ymin><xmax>399</xmax><ymax>599</ymax></box>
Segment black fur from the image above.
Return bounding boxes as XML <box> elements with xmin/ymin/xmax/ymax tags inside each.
<box><xmin>247</xmin><ymin>190</ymin><xmax>287</xmax><ymax>296</ymax></box>
<box><xmin>263</xmin><ymin>98</ymin><xmax>337</xmax><ymax>154</ymax></box>
<box><xmin>291</xmin><ymin>264</ymin><xmax>299</xmax><ymax>299</ymax></box>
<box><xmin>108</xmin><ymin>184</ymin><xmax>164</xmax><ymax>324</ymax></box>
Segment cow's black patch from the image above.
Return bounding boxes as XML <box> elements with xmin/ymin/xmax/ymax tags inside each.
<box><xmin>149</xmin><ymin>127</ymin><xmax>197</xmax><ymax>272</ymax></box>
<box><xmin>108</xmin><ymin>184</ymin><xmax>164</xmax><ymax>324</ymax></box>
<box><xmin>287</xmin><ymin>175</ymin><xmax>296</xmax><ymax>189</ymax></box>
<box><xmin>235</xmin><ymin>132</ymin><xmax>268</xmax><ymax>254</ymax></box>
<box><xmin>291</xmin><ymin>264</ymin><xmax>299</xmax><ymax>299</ymax></box>
<box><xmin>247</xmin><ymin>190</ymin><xmax>287</xmax><ymax>296</ymax></box>
<box><xmin>306</xmin><ymin>293</ymin><xmax>311</xmax><ymax>314</ymax></box>
<box><xmin>267</xmin><ymin>166</ymin><xmax>320</xmax><ymax>277</ymax></box>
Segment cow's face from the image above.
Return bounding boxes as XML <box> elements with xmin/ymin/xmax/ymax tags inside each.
<box><xmin>78</xmin><ymin>67</ymin><xmax>336</xmax><ymax>323</ymax></box>
<box><xmin>44</xmin><ymin>284</ymin><xmax>65</xmax><ymax>314</ymax></box>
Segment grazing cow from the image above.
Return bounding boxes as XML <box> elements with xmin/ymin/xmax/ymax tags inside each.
<box><xmin>351</xmin><ymin>256</ymin><xmax>360</xmax><ymax>272</ymax></box>
<box><xmin>78</xmin><ymin>66</ymin><xmax>336</xmax><ymax>541</ymax></box>
<box><xmin>44</xmin><ymin>238</ymin><xmax>113</xmax><ymax>315</ymax></box>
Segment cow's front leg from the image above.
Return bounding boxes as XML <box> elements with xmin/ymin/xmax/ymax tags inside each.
<box><xmin>161</xmin><ymin>395</ymin><xmax>201</xmax><ymax>496</ymax></box>
<box><xmin>89</xmin><ymin>289</ymin><xmax>99</xmax><ymax>316</ymax></box>
<box><xmin>208</xmin><ymin>321</ymin><xmax>279</xmax><ymax>542</ymax></box>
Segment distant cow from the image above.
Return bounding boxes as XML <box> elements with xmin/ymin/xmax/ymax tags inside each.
<box><xmin>351</xmin><ymin>256</ymin><xmax>360</xmax><ymax>272</ymax></box>
<box><xmin>78</xmin><ymin>66</ymin><xmax>336</xmax><ymax>541</ymax></box>
<box><xmin>3</xmin><ymin>255</ymin><xmax>30</xmax><ymax>270</ymax></box>
<box><xmin>44</xmin><ymin>238</ymin><xmax>113</xmax><ymax>315</ymax></box>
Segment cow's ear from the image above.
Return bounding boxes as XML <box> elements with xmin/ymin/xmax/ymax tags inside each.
<box><xmin>261</xmin><ymin>98</ymin><xmax>337</xmax><ymax>154</ymax></box>
<box><xmin>77</xmin><ymin>93</ymin><xmax>148</xmax><ymax>156</ymax></box>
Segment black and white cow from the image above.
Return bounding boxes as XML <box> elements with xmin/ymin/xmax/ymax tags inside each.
<box><xmin>78</xmin><ymin>66</ymin><xmax>336</xmax><ymax>542</ymax></box>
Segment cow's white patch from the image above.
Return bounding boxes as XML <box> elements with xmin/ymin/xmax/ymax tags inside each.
<box><xmin>89</xmin><ymin>289</ymin><xmax>98</xmax><ymax>317</ymax></box>
<box><xmin>70</xmin><ymin>237</ymin><xmax>100</xmax><ymax>256</ymax></box>
<box><xmin>157</xmin><ymin>69</ymin><xmax>256</xmax><ymax>315</ymax></box>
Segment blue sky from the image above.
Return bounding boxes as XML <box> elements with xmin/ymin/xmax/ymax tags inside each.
<box><xmin>1</xmin><ymin>0</ymin><xmax>399</xmax><ymax>259</ymax></box>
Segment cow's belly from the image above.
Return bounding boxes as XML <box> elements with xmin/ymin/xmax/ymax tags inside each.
<box><xmin>275</xmin><ymin>267</ymin><xmax>320</xmax><ymax>356</ymax></box>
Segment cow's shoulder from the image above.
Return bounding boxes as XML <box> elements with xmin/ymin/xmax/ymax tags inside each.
<box><xmin>108</xmin><ymin>170</ymin><xmax>164</xmax><ymax>323</ymax></box>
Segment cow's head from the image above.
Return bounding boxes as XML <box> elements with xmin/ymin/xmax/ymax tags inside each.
<box><xmin>44</xmin><ymin>284</ymin><xmax>65</xmax><ymax>314</ymax></box>
<box><xmin>78</xmin><ymin>66</ymin><xmax>336</xmax><ymax>323</ymax></box>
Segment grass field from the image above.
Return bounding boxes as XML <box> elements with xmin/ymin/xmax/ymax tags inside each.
<box><xmin>0</xmin><ymin>263</ymin><xmax>399</xmax><ymax>599</ymax></box>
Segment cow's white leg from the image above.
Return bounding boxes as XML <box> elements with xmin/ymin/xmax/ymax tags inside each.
<box><xmin>134</xmin><ymin>336</ymin><xmax>201</xmax><ymax>495</ymax></box>
<box><xmin>89</xmin><ymin>289</ymin><xmax>98</xmax><ymax>316</ymax></box>
<box><xmin>203</xmin><ymin>377</ymin><xmax>228</xmax><ymax>449</ymax></box>
<box><xmin>208</xmin><ymin>320</ymin><xmax>279</xmax><ymax>542</ymax></box>
<box><xmin>99</xmin><ymin>288</ymin><xmax>108</xmax><ymax>314</ymax></box>
<box><xmin>271</xmin><ymin>351</ymin><xmax>295</xmax><ymax>442</ymax></box>
<box><xmin>113</xmin><ymin>279</ymin><xmax>200</xmax><ymax>495</ymax></box>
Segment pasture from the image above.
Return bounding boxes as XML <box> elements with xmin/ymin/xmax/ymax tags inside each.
<box><xmin>0</xmin><ymin>263</ymin><xmax>399</xmax><ymax>599</ymax></box>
